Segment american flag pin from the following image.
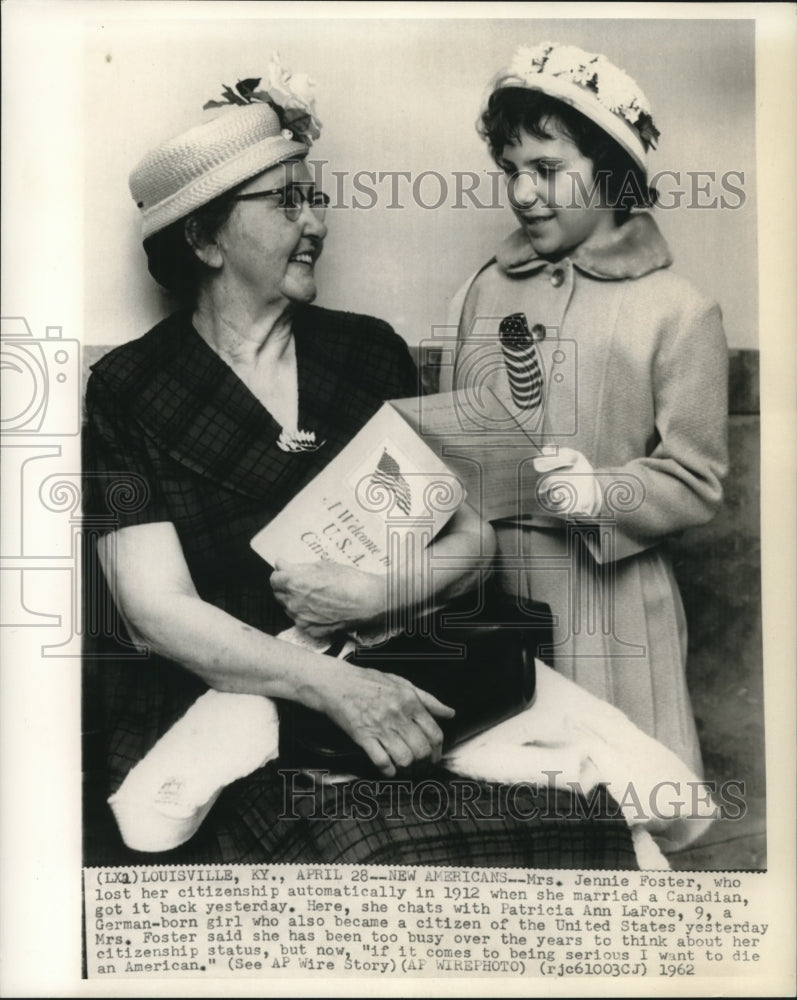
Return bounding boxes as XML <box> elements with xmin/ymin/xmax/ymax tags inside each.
<box><xmin>499</xmin><ymin>312</ymin><xmax>544</xmax><ymax>411</ymax></box>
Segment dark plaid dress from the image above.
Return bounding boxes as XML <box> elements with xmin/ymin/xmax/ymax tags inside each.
<box><xmin>82</xmin><ymin>307</ymin><xmax>636</xmax><ymax>869</ymax></box>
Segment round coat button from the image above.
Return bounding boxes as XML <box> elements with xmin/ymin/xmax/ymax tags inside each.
<box><xmin>531</xmin><ymin>323</ymin><xmax>546</xmax><ymax>340</ymax></box>
<box><xmin>551</xmin><ymin>268</ymin><xmax>565</xmax><ymax>287</ymax></box>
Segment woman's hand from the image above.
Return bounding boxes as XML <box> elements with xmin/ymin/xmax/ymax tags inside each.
<box><xmin>98</xmin><ymin>522</ymin><xmax>449</xmax><ymax>779</ymax></box>
<box><xmin>271</xmin><ymin>504</ymin><xmax>494</xmax><ymax>640</ymax></box>
<box><xmin>311</xmin><ymin>659</ymin><xmax>455</xmax><ymax>776</ymax></box>
<box><xmin>534</xmin><ymin>446</ymin><xmax>603</xmax><ymax>517</ymax></box>
<box><xmin>270</xmin><ymin>559</ymin><xmax>386</xmax><ymax>639</ymax></box>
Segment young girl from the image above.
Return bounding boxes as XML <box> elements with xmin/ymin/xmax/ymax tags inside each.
<box><xmin>440</xmin><ymin>42</ymin><xmax>729</xmax><ymax>774</ymax></box>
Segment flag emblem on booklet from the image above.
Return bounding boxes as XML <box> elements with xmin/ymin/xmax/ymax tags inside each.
<box><xmin>499</xmin><ymin>312</ymin><xmax>544</xmax><ymax>411</ymax></box>
<box><xmin>371</xmin><ymin>449</ymin><xmax>412</xmax><ymax>515</ymax></box>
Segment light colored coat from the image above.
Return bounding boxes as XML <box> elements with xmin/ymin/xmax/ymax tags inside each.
<box><xmin>441</xmin><ymin>214</ymin><xmax>729</xmax><ymax>773</ymax></box>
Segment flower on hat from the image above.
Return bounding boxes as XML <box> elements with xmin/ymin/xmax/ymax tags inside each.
<box><xmin>265</xmin><ymin>53</ymin><xmax>322</xmax><ymax>144</ymax></box>
<box><xmin>502</xmin><ymin>41</ymin><xmax>660</xmax><ymax>151</ymax></box>
<box><xmin>266</xmin><ymin>51</ymin><xmax>294</xmax><ymax>94</ymax></box>
<box><xmin>541</xmin><ymin>44</ymin><xmax>597</xmax><ymax>86</ymax></box>
<box><xmin>203</xmin><ymin>53</ymin><xmax>322</xmax><ymax>147</ymax></box>
<box><xmin>511</xmin><ymin>43</ymin><xmax>552</xmax><ymax>73</ymax></box>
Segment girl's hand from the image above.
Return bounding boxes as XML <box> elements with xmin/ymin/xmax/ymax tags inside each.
<box><xmin>312</xmin><ymin>659</ymin><xmax>455</xmax><ymax>776</ymax></box>
<box><xmin>534</xmin><ymin>446</ymin><xmax>603</xmax><ymax>517</ymax></box>
<box><xmin>270</xmin><ymin>560</ymin><xmax>386</xmax><ymax>639</ymax></box>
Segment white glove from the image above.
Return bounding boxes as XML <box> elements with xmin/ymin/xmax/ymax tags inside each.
<box><xmin>534</xmin><ymin>446</ymin><xmax>603</xmax><ymax>517</ymax></box>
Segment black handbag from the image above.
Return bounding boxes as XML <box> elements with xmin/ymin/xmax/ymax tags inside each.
<box><xmin>278</xmin><ymin>587</ymin><xmax>553</xmax><ymax>776</ymax></box>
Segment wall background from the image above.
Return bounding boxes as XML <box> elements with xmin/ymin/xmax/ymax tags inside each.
<box><xmin>79</xmin><ymin>14</ymin><xmax>757</xmax><ymax>349</ymax></box>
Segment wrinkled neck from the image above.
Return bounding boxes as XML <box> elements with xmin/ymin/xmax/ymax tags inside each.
<box><xmin>193</xmin><ymin>293</ymin><xmax>293</xmax><ymax>365</ymax></box>
<box><xmin>193</xmin><ymin>283</ymin><xmax>295</xmax><ymax>364</ymax></box>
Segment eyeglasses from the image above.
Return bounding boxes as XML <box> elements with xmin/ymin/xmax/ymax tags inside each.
<box><xmin>230</xmin><ymin>184</ymin><xmax>330</xmax><ymax>221</ymax></box>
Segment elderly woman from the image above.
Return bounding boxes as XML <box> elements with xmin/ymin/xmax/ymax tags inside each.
<box><xmin>83</xmin><ymin>70</ymin><xmax>636</xmax><ymax>868</ymax></box>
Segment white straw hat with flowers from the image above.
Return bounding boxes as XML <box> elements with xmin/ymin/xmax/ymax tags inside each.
<box><xmin>129</xmin><ymin>53</ymin><xmax>322</xmax><ymax>239</ymax></box>
<box><xmin>487</xmin><ymin>42</ymin><xmax>659</xmax><ymax>173</ymax></box>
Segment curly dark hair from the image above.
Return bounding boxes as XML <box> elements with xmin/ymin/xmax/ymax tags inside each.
<box><xmin>479</xmin><ymin>88</ymin><xmax>656</xmax><ymax>221</ymax></box>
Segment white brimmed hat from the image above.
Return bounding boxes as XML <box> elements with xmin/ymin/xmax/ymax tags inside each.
<box><xmin>129</xmin><ymin>103</ymin><xmax>309</xmax><ymax>239</ymax></box>
<box><xmin>487</xmin><ymin>42</ymin><xmax>659</xmax><ymax>172</ymax></box>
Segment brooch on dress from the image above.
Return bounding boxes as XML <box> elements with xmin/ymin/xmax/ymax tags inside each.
<box><xmin>276</xmin><ymin>428</ymin><xmax>325</xmax><ymax>453</ymax></box>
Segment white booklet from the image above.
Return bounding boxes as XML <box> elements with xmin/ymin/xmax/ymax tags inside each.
<box><xmin>390</xmin><ymin>389</ymin><xmax>547</xmax><ymax>523</ymax></box>
<box><xmin>251</xmin><ymin>390</ymin><xmax>550</xmax><ymax>574</ymax></box>
<box><xmin>251</xmin><ymin>400</ymin><xmax>468</xmax><ymax>572</ymax></box>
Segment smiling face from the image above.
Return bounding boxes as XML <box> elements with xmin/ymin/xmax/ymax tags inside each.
<box><xmin>497</xmin><ymin>122</ymin><xmax>618</xmax><ymax>259</ymax></box>
<box><xmin>213</xmin><ymin>160</ymin><xmax>327</xmax><ymax>308</ymax></box>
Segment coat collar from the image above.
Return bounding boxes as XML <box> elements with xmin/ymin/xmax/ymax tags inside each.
<box><xmin>495</xmin><ymin>211</ymin><xmax>673</xmax><ymax>280</ymax></box>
